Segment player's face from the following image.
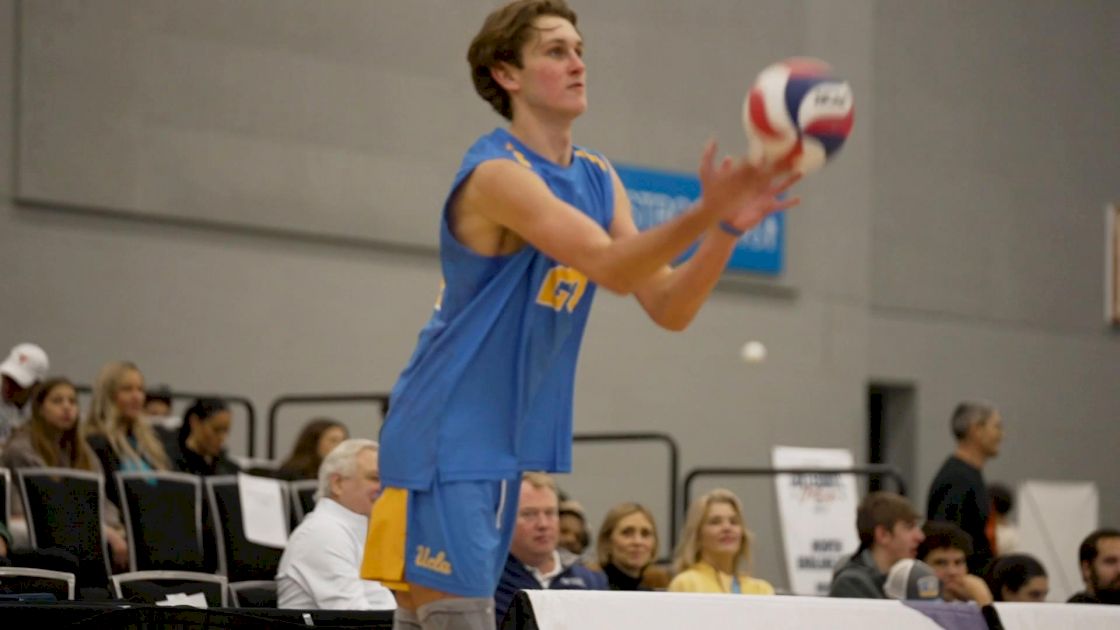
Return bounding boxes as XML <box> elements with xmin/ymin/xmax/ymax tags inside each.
<box><xmin>699</xmin><ymin>501</ymin><xmax>743</xmax><ymax>560</ymax></box>
<box><xmin>609</xmin><ymin>511</ymin><xmax>656</xmax><ymax>576</ymax></box>
<box><xmin>880</xmin><ymin>520</ymin><xmax>924</xmax><ymax>564</ymax></box>
<box><xmin>333</xmin><ymin>448</ymin><xmax>381</xmax><ymax>516</ymax></box>
<box><xmin>512</xmin><ymin>482</ymin><xmax>560</xmax><ymax>561</ymax></box>
<box><xmin>509</xmin><ymin>16</ymin><xmax>586</xmax><ymax>120</ymax></box>
<box><xmin>1003</xmin><ymin>575</ymin><xmax>1049</xmax><ymax>602</ymax></box>
<box><xmin>924</xmin><ymin>547</ymin><xmax>969</xmax><ymax>595</ymax></box>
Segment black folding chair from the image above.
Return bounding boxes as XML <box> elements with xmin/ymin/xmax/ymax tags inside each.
<box><xmin>115</xmin><ymin>471</ymin><xmax>206</xmax><ymax>572</ymax></box>
<box><xmin>110</xmin><ymin>569</ymin><xmax>228</xmax><ymax>607</ymax></box>
<box><xmin>229</xmin><ymin>579</ymin><xmax>278</xmax><ymax>608</ymax></box>
<box><xmin>0</xmin><ymin>567</ymin><xmax>76</xmax><ymax>600</ymax></box>
<box><xmin>0</xmin><ymin>467</ymin><xmax>10</xmax><ymax>531</ymax></box>
<box><xmin>289</xmin><ymin>479</ymin><xmax>318</xmax><ymax>523</ymax></box>
<box><xmin>205</xmin><ymin>476</ymin><xmax>287</xmax><ymax>582</ymax></box>
<box><xmin>16</xmin><ymin>468</ymin><xmax>111</xmax><ymax>586</ymax></box>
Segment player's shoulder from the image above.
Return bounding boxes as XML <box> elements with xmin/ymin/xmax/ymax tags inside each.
<box><xmin>572</xmin><ymin>145</ymin><xmax>611</xmax><ymax>174</ymax></box>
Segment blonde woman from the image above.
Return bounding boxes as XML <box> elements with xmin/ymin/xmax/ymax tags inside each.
<box><xmin>85</xmin><ymin>361</ymin><xmax>171</xmax><ymax>510</ymax></box>
<box><xmin>669</xmin><ymin>488</ymin><xmax>774</xmax><ymax>594</ymax></box>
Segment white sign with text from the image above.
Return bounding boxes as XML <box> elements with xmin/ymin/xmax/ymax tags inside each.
<box><xmin>772</xmin><ymin>446</ymin><xmax>860</xmax><ymax>596</ymax></box>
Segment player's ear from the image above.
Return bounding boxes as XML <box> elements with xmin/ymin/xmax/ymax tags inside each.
<box><xmin>490</xmin><ymin>63</ymin><xmax>520</xmax><ymax>92</ymax></box>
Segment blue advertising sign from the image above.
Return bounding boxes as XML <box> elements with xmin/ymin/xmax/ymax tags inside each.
<box><xmin>613</xmin><ymin>163</ymin><xmax>784</xmax><ymax>275</ymax></box>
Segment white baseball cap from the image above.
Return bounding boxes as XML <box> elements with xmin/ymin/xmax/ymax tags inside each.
<box><xmin>0</xmin><ymin>343</ymin><xmax>50</xmax><ymax>388</ymax></box>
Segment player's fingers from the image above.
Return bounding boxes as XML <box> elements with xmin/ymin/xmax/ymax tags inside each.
<box><xmin>699</xmin><ymin>139</ymin><xmax>718</xmax><ymax>176</ymax></box>
<box><xmin>771</xmin><ymin>196</ymin><xmax>800</xmax><ymax>212</ymax></box>
<box><xmin>771</xmin><ymin>172</ymin><xmax>802</xmax><ymax>194</ymax></box>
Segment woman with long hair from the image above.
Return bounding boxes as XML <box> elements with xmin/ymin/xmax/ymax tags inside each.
<box><xmin>85</xmin><ymin>361</ymin><xmax>171</xmax><ymax>514</ymax></box>
<box><xmin>668</xmin><ymin>488</ymin><xmax>774</xmax><ymax>594</ymax></box>
<box><xmin>1</xmin><ymin>377</ymin><xmax>129</xmax><ymax>571</ymax></box>
<box><xmin>276</xmin><ymin>418</ymin><xmax>348</xmax><ymax>480</ymax></box>
<box><xmin>591</xmin><ymin>502</ymin><xmax>668</xmax><ymax>590</ymax></box>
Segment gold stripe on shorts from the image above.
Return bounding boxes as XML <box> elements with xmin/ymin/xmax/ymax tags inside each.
<box><xmin>361</xmin><ymin>487</ymin><xmax>410</xmax><ymax>592</ymax></box>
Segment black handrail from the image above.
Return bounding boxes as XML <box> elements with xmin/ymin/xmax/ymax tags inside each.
<box><xmin>682</xmin><ymin>464</ymin><xmax>908</xmax><ymax>512</ymax></box>
<box><xmin>572</xmin><ymin>432</ymin><xmax>680</xmax><ymax>553</ymax></box>
<box><xmin>266</xmin><ymin>393</ymin><xmax>390</xmax><ymax>459</ymax></box>
<box><xmin>75</xmin><ymin>385</ymin><xmax>258</xmax><ymax>457</ymax></box>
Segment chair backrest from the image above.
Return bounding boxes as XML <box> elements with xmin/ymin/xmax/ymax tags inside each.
<box><xmin>110</xmin><ymin>569</ymin><xmax>229</xmax><ymax>607</ymax></box>
<box><xmin>228</xmin><ymin>579</ymin><xmax>278</xmax><ymax>608</ymax></box>
<box><xmin>16</xmin><ymin>468</ymin><xmax>111</xmax><ymax>583</ymax></box>
<box><xmin>0</xmin><ymin>467</ymin><xmax>10</xmax><ymax>530</ymax></box>
<box><xmin>288</xmin><ymin>479</ymin><xmax>318</xmax><ymax>523</ymax></box>
<box><xmin>115</xmin><ymin>471</ymin><xmax>206</xmax><ymax>572</ymax></box>
<box><xmin>205</xmin><ymin>476</ymin><xmax>287</xmax><ymax>582</ymax></box>
<box><xmin>0</xmin><ymin>567</ymin><xmax>76</xmax><ymax>600</ymax></box>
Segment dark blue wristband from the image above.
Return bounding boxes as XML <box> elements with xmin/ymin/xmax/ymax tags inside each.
<box><xmin>718</xmin><ymin>221</ymin><xmax>745</xmax><ymax>237</ymax></box>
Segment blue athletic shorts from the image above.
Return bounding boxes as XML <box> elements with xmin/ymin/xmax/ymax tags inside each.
<box><xmin>361</xmin><ymin>477</ymin><xmax>520</xmax><ymax>598</ymax></box>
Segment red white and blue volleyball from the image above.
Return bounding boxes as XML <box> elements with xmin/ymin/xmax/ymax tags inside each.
<box><xmin>743</xmin><ymin>57</ymin><xmax>854</xmax><ymax>175</ymax></box>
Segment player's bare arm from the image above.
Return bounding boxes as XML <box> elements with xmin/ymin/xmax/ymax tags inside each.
<box><xmin>454</xmin><ymin>141</ymin><xmax>792</xmax><ymax>296</ymax></box>
<box><xmin>611</xmin><ymin>164</ymin><xmax>799</xmax><ymax>330</ymax></box>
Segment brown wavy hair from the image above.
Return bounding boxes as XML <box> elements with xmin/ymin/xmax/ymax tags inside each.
<box><xmin>467</xmin><ymin>0</ymin><xmax>578</xmax><ymax>120</ymax></box>
<box><xmin>279</xmin><ymin>418</ymin><xmax>348</xmax><ymax>479</ymax></box>
<box><xmin>26</xmin><ymin>377</ymin><xmax>96</xmax><ymax>470</ymax></box>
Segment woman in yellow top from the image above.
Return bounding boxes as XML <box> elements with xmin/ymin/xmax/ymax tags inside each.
<box><xmin>668</xmin><ymin>488</ymin><xmax>775</xmax><ymax>594</ymax></box>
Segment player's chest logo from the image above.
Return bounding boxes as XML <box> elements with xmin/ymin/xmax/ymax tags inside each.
<box><xmin>535</xmin><ymin>265</ymin><xmax>588</xmax><ymax>313</ymax></box>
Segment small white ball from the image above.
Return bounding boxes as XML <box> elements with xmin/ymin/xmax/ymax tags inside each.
<box><xmin>740</xmin><ymin>341</ymin><xmax>767</xmax><ymax>363</ymax></box>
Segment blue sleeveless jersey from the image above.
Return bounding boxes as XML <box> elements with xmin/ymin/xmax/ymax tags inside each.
<box><xmin>379</xmin><ymin>128</ymin><xmax>615</xmax><ymax>489</ymax></box>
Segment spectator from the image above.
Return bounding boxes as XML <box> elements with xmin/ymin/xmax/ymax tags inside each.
<box><xmin>1</xmin><ymin>377</ymin><xmax>128</xmax><ymax>577</ymax></box>
<box><xmin>276</xmin><ymin>418</ymin><xmax>349</xmax><ymax>481</ymax></box>
<box><xmin>917</xmin><ymin>521</ymin><xmax>1004</xmax><ymax>629</ymax></box>
<box><xmin>918</xmin><ymin>521</ymin><xmax>995</xmax><ymax>604</ymax></box>
<box><xmin>494</xmin><ymin>473</ymin><xmax>607</xmax><ymax>622</ymax></box>
<box><xmin>0</xmin><ymin>343</ymin><xmax>49</xmax><ymax>443</ymax></box>
<box><xmin>669</xmin><ymin>488</ymin><xmax>774</xmax><ymax>594</ymax></box>
<box><xmin>927</xmin><ymin>401</ymin><xmax>1003</xmax><ymax>573</ymax></box>
<box><xmin>830</xmin><ymin>491</ymin><xmax>924</xmax><ymax>599</ymax></box>
<box><xmin>143</xmin><ymin>383</ymin><xmax>179</xmax><ymax>440</ymax></box>
<box><xmin>1068</xmin><ymin>528</ymin><xmax>1120</xmax><ymax>604</ymax></box>
<box><xmin>558</xmin><ymin>499</ymin><xmax>590</xmax><ymax>557</ymax></box>
<box><xmin>85</xmin><ymin>361</ymin><xmax>171</xmax><ymax>510</ymax></box>
<box><xmin>988</xmin><ymin>483</ymin><xmax>1019</xmax><ymax>556</ymax></box>
<box><xmin>984</xmin><ymin>553</ymin><xmax>1048</xmax><ymax>602</ymax></box>
<box><xmin>276</xmin><ymin>438</ymin><xmax>395</xmax><ymax>610</ymax></box>
<box><xmin>168</xmin><ymin>398</ymin><xmax>240</xmax><ymax>476</ymax></box>
<box><xmin>592</xmin><ymin>502</ymin><xmax>666</xmax><ymax>591</ymax></box>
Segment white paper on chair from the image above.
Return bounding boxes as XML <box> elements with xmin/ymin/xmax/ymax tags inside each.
<box><xmin>156</xmin><ymin>592</ymin><xmax>209</xmax><ymax>608</ymax></box>
<box><xmin>237</xmin><ymin>472</ymin><xmax>289</xmax><ymax>548</ymax></box>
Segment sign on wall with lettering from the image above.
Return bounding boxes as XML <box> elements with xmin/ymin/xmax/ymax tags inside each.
<box><xmin>771</xmin><ymin>446</ymin><xmax>860</xmax><ymax>595</ymax></box>
<box><xmin>613</xmin><ymin>164</ymin><xmax>785</xmax><ymax>275</ymax></box>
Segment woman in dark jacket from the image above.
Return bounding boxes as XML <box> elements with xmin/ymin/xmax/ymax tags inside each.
<box><xmin>169</xmin><ymin>398</ymin><xmax>240</xmax><ymax>476</ymax></box>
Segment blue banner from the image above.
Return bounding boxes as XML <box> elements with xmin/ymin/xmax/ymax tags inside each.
<box><xmin>613</xmin><ymin>163</ymin><xmax>784</xmax><ymax>275</ymax></box>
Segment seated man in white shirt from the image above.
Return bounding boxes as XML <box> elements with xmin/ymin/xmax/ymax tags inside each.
<box><xmin>277</xmin><ymin>438</ymin><xmax>396</xmax><ymax>610</ymax></box>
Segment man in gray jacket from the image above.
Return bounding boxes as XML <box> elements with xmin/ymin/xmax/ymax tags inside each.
<box><xmin>830</xmin><ymin>492</ymin><xmax>926</xmax><ymax>598</ymax></box>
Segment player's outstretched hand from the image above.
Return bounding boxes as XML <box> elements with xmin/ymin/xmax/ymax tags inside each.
<box><xmin>696</xmin><ymin>140</ymin><xmax>801</xmax><ymax>235</ymax></box>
